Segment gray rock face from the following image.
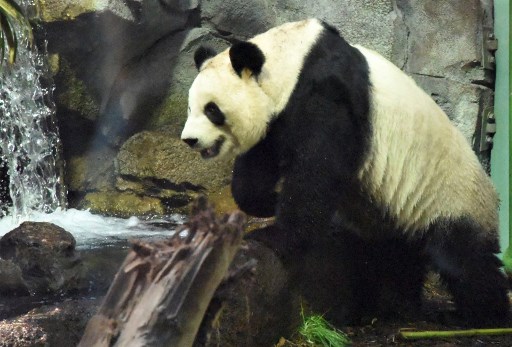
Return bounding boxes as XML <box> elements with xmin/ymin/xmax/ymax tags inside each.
<box><xmin>201</xmin><ymin>0</ymin><xmax>276</xmax><ymax>39</ymax></box>
<box><xmin>398</xmin><ymin>0</ymin><xmax>484</xmax><ymax>77</ymax></box>
<box><xmin>395</xmin><ymin>0</ymin><xmax>494</xmax><ymax>167</ymax></box>
<box><xmin>46</xmin><ymin>0</ymin><xmax>199</xmax><ymax>146</ymax></box>
<box><xmin>0</xmin><ymin>222</ymin><xmax>83</xmax><ymax>295</ymax></box>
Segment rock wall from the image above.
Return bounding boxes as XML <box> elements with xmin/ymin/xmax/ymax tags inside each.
<box><xmin>37</xmin><ymin>0</ymin><xmax>496</xmax><ymax>216</ymax></box>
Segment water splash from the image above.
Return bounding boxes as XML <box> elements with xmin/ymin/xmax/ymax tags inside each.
<box><xmin>0</xmin><ymin>0</ymin><xmax>65</xmax><ymax>219</ymax></box>
<box><xmin>0</xmin><ymin>208</ymin><xmax>185</xmax><ymax>249</ymax></box>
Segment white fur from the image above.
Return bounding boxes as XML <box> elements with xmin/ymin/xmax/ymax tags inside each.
<box><xmin>355</xmin><ymin>45</ymin><xmax>498</xmax><ymax>234</ymax></box>
<box><xmin>181</xmin><ymin>19</ymin><xmax>324</xmax><ymax>159</ymax></box>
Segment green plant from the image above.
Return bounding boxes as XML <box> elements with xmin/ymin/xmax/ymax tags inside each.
<box><xmin>0</xmin><ymin>0</ymin><xmax>32</xmax><ymax>65</ymax></box>
<box><xmin>299</xmin><ymin>312</ymin><xmax>351</xmax><ymax>347</ymax></box>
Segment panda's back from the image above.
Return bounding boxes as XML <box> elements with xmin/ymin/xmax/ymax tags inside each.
<box><xmin>355</xmin><ymin>46</ymin><xmax>499</xmax><ymax>235</ymax></box>
<box><xmin>227</xmin><ymin>18</ymin><xmax>498</xmax><ymax>236</ymax></box>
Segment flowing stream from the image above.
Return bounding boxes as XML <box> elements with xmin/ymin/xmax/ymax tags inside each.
<box><xmin>0</xmin><ymin>0</ymin><xmax>181</xmax><ymax>248</ymax></box>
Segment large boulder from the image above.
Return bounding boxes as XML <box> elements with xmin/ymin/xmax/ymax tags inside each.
<box><xmin>0</xmin><ymin>222</ymin><xmax>84</xmax><ymax>295</ymax></box>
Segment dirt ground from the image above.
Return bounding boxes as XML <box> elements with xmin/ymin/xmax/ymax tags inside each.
<box><xmin>348</xmin><ymin>277</ymin><xmax>512</xmax><ymax>346</ymax></box>
<box><xmin>346</xmin><ymin>315</ymin><xmax>512</xmax><ymax>346</ymax></box>
<box><xmin>285</xmin><ymin>274</ymin><xmax>512</xmax><ymax>346</ymax></box>
<box><xmin>284</xmin><ymin>305</ymin><xmax>512</xmax><ymax>347</ymax></box>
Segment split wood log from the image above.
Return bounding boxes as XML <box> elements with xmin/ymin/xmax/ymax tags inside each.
<box><xmin>78</xmin><ymin>196</ymin><xmax>246</xmax><ymax>347</ymax></box>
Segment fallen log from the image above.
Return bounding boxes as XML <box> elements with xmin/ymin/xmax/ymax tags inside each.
<box><xmin>78</xmin><ymin>196</ymin><xmax>246</xmax><ymax>347</ymax></box>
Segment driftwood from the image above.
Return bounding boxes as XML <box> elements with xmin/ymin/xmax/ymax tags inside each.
<box><xmin>78</xmin><ymin>197</ymin><xmax>246</xmax><ymax>347</ymax></box>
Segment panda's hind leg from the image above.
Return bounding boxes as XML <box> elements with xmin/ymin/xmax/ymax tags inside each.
<box><xmin>426</xmin><ymin>218</ymin><xmax>510</xmax><ymax>326</ymax></box>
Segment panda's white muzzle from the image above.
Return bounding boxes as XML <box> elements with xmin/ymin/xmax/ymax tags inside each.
<box><xmin>182</xmin><ymin>135</ymin><xmax>225</xmax><ymax>160</ymax></box>
<box><xmin>199</xmin><ymin>137</ymin><xmax>225</xmax><ymax>159</ymax></box>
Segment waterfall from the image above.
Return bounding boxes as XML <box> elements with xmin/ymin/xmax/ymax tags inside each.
<box><xmin>0</xmin><ymin>0</ymin><xmax>66</xmax><ymax>219</ymax></box>
<box><xmin>0</xmin><ymin>2</ymin><xmax>183</xmax><ymax>246</ymax></box>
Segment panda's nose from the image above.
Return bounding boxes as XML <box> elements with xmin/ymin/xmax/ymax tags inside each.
<box><xmin>182</xmin><ymin>138</ymin><xmax>198</xmax><ymax>148</ymax></box>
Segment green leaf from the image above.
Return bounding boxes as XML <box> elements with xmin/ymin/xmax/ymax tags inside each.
<box><xmin>0</xmin><ymin>0</ymin><xmax>33</xmax><ymax>66</ymax></box>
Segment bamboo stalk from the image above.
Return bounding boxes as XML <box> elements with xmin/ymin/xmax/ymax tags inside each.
<box><xmin>399</xmin><ymin>328</ymin><xmax>512</xmax><ymax>340</ymax></box>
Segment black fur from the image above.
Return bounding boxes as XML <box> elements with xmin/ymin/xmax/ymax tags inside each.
<box><xmin>229</xmin><ymin>41</ymin><xmax>265</xmax><ymax>77</ymax></box>
<box><xmin>425</xmin><ymin>217</ymin><xmax>510</xmax><ymax>325</ymax></box>
<box><xmin>232</xmin><ymin>137</ymin><xmax>279</xmax><ymax>217</ymax></box>
<box><xmin>194</xmin><ymin>46</ymin><xmax>217</xmax><ymax>70</ymax></box>
<box><xmin>204</xmin><ymin>102</ymin><xmax>225</xmax><ymax>126</ymax></box>
<box><xmin>233</xmin><ymin>23</ymin><xmax>372</xmax><ymax>253</ymax></box>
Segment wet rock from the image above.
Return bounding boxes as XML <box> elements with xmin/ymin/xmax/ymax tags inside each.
<box><xmin>0</xmin><ymin>222</ymin><xmax>84</xmax><ymax>295</ymax></box>
<box><xmin>0</xmin><ymin>259</ymin><xmax>29</xmax><ymax>296</ymax></box>
<box><xmin>159</xmin><ymin>0</ymin><xmax>200</xmax><ymax>12</ymax></box>
<box><xmin>66</xmin><ymin>146</ymin><xmax>117</xmax><ymax>195</ymax></box>
<box><xmin>0</xmin><ymin>297</ymin><xmax>101</xmax><ymax>347</ymax></box>
<box><xmin>0</xmin><ymin>319</ymin><xmax>47</xmax><ymax>347</ymax></box>
<box><xmin>80</xmin><ymin>191</ymin><xmax>166</xmax><ymax>218</ymax></box>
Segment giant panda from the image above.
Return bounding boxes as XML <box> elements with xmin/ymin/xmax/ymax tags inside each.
<box><xmin>181</xmin><ymin>19</ymin><xmax>510</xmax><ymax>324</ymax></box>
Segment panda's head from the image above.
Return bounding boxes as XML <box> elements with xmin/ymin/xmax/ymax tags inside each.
<box><xmin>181</xmin><ymin>41</ymin><xmax>274</xmax><ymax>160</ymax></box>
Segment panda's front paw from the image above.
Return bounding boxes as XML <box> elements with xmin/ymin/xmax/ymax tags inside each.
<box><xmin>245</xmin><ymin>225</ymin><xmax>301</xmax><ymax>260</ymax></box>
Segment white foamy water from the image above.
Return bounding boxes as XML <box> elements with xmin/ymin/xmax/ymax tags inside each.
<box><xmin>0</xmin><ymin>209</ymin><xmax>185</xmax><ymax>249</ymax></box>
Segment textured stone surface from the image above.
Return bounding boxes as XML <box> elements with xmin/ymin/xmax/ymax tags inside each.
<box><xmin>81</xmin><ymin>191</ymin><xmax>166</xmax><ymax>217</ymax></box>
<box><xmin>394</xmin><ymin>0</ymin><xmax>494</xmax><ymax>167</ymax></box>
<box><xmin>147</xmin><ymin>28</ymin><xmax>232</xmax><ymax>130</ymax></box>
<box><xmin>201</xmin><ymin>0</ymin><xmax>276</xmax><ymax>39</ymax></box>
<box><xmin>0</xmin><ymin>259</ymin><xmax>29</xmax><ymax>296</ymax></box>
<box><xmin>0</xmin><ymin>298</ymin><xmax>100</xmax><ymax>347</ymax></box>
<box><xmin>116</xmin><ymin>130</ymin><xmax>233</xmax><ymax>193</ymax></box>
<box><xmin>412</xmin><ymin>75</ymin><xmax>493</xmax><ymax>146</ymax></box>
<box><xmin>66</xmin><ymin>147</ymin><xmax>117</xmax><ymax>196</ymax></box>
<box><xmin>38</xmin><ymin>0</ymin><xmax>142</xmax><ymax>22</ymax></box>
<box><xmin>0</xmin><ymin>222</ymin><xmax>83</xmax><ymax>295</ymax></box>
<box><xmin>45</xmin><ymin>0</ymin><xmax>197</xmax><ymax>148</ymax></box>
<box><xmin>397</xmin><ymin>0</ymin><xmax>483</xmax><ymax>77</ymax></box>
<box><xmin>271</xmin><ymin>0</ymin><xmax>397</xmax><ymax>59</ymax></box>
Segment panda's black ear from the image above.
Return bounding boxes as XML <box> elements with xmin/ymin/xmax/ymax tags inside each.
<box><xmin>194</xmin><ymin>46</ymin><xmax>217</xmax><ymax>70</ymax></box>
<box><xmin>229</xmin><ymin>41</ymin><xmax>265</xmax><ymax>78</ymax></box>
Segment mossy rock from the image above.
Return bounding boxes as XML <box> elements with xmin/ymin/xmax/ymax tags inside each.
<box><xmin>66</xmin><ymin>147</ymin><xmax>117</xmax><ymax>193</ymax></box>
<box><xmin>207</xmin><ymin>185</ymin><xmax>239</xmax><ymax>216</ymax></box>
<box><xmin>148</xmin><ymin>92</ymin><xmax>188</xmax><ymax>132</ymax></box>
<box><xmin>55</xmin><ymin>57</ymin><xmax>99</xmax><ymax>120</ymax></box>
<box><xmin>116</xmin><ymin>130</ymin><xmax>233</xmax><ymax>193</ymax></box>
<box><xmin>81</xmin><ymin>191</ymin><xmax>165</xmax><ymax>218</ymax></box>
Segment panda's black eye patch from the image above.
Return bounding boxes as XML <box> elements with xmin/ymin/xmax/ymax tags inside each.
<box><xmin>204</xmin><ymin>102</ymin><xmax>225</xmax><ymax>126</ymax></box>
